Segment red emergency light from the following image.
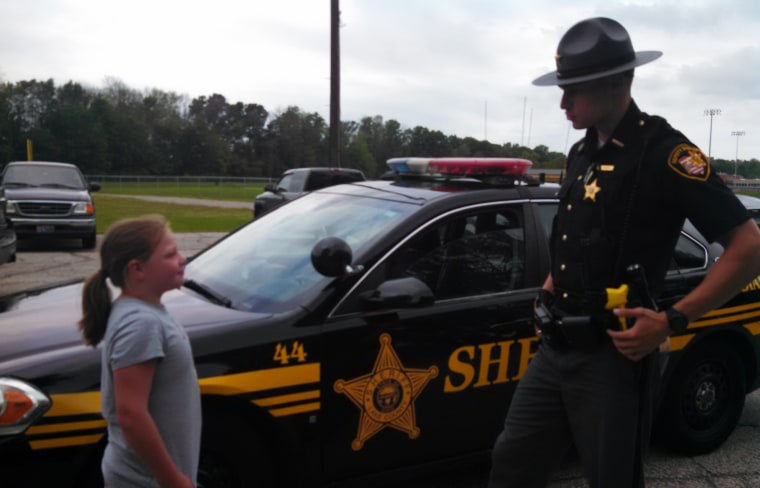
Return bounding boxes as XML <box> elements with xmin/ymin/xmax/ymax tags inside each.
<box><xmin>387</xmin><ymin>157</ymin><xmax>532</xmax><ymax>176</ymax></box>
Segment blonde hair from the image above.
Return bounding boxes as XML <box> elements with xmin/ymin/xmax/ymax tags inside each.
<box><xmin>78</xmin><ymin>215</ymin><xmax>169</xmax><ymax>347</ymax></box>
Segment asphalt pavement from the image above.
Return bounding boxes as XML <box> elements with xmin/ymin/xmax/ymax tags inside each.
<box><xmin>0</xmin><ymin>232</ymin><xmax>226</xmax><ymax>296</ymax></box>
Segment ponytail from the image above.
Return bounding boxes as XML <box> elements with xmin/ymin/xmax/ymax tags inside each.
<box><xmin>78</xmin><ymin>269</ymin><xmax>112</xmax><ymax>347</ymax></box>
<box><xmin>77</xmin><ymin>215</ymin><xmax>169</xmax><ymax>347</ymax></box>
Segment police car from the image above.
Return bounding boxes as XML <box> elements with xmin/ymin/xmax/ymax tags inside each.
<box><xmin>1</xmin><ymin>158</ymin><xmax>759</xmax><ymax>487</ymax></box>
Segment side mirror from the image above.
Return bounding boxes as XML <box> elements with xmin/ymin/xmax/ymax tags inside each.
<box><xmin>89</xmin><ymin>182</ymin><xmax>101</xmax><ymax>192</ymax></box>
<box><xmin>264</xmin><ymin>184</ymin><xmax>276</xmax><ymax>192</ymax></box>
<box><xmin>360</xmin><ymin>277</ymin><xmax>434</xmax><ymax>309</ymax></box>
<box><xmin>311</xmin><ymin>236</ymin><xmax>353</xmax><ymax>277</ymax></box>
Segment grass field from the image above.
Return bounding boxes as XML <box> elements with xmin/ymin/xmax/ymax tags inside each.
<box><xmin>96</xmin><ymin>180</ymin><xmax>266</xmax><ymax>202</ymax></box>
<box><xmin>94</xmin><ymin>194</ymin><xmax>251</xmax><ymax>233</ymax></box>
<box><xmin>93</xmin><ymin>179</ymin><xmax>262</xmax><ymax>233</ymax></box>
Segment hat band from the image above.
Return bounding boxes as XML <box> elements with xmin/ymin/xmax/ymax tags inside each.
<box><xmin>557</xmin><ymin>52</ymin><xmax>635</xmax><ymax>80</ymax></box>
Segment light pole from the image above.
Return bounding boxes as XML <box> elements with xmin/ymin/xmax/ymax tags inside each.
<box><xmin>731</xmin><ymin>130</ymin><xmax>745</xmax><ymax>186</ymax></box>
<box><xmin>703</xmin><ymin>108</ymin><xmax>721</xmax><ymax>160</ymax></box>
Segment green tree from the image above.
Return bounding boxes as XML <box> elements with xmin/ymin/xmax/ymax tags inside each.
<box><xmin>405</xmin><ymin>126</ymin><xmax>451</xmax><ymax>156</ymax></box>
<box><xmin>266</xmin><ymin>106</ymin><xmax>328</xmax><ymax>176</ymax></box>
<box><xmin>42</xmin><ymin>82</ymin><xmax>108</xmax><ymax>173</ymax></box>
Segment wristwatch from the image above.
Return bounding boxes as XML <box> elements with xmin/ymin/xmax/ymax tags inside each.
<box><xmin>665</xmin><ymin>307</ymin><xmax>689</xmax><ymax>335</ymax></box>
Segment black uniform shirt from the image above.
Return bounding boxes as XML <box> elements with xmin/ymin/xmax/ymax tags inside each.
<box><xmin>551</xmin><ymin>100</ymin><xmax>749</xmax><ymax>299</ymax></box>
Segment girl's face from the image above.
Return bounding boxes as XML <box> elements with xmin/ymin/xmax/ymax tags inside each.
<box><xmin>142</xmin><ymin>229</ymin><xmax>186</xmax><ymax>295</ymax></box>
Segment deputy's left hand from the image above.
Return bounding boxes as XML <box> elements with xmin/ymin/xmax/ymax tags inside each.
<box><xmin>607</xmin><ymin>307</ymin><xmax>670</xmax><ymax>361</ymax></box>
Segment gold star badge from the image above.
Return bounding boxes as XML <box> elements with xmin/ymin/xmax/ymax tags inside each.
<box><xmin>584</xmin><ymin>179</ymin><xmax>601</xmax><ymax>201</ymax></box>
<box><xmin>334</xmin><ymin>333</ymin><xmax>438</xmax><ymax>450</ymax></box>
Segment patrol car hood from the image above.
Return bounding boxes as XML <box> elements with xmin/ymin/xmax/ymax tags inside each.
<box><xmin>4</xmin><ymin>187</ymin><xmax>92</xmax><ymax>202</ymax></box>
<box><xmin>0</xmin><ymin>282</ymin><xmax>269</xmax><ymax>371</ymax></box>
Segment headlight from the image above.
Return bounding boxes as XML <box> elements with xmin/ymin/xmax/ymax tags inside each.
<box><xmin>72</xmin><ymin>202</ymin><xmax>94</xmax><ymax>215</ymax></box>
<box><xmin>4</xmin><ymin>200</ymin><xmax>18</xmax><ymax>215</ymax></box>
<box><xmin>0</xmin><ymin>378</ymin><xmax>51</xmax><ymax>436</ymax></box>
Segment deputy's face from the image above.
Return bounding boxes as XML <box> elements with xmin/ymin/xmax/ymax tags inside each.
<box><xmin>559</xmin><ymin>75</ymin><xmax>625</xmax><ymax>132</ymax></box>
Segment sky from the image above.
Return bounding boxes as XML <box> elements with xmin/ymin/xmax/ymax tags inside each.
<box><xmin>1</xmin><ymin>0</ymin><xmax>759</xmax><ymax>163</ymax></box>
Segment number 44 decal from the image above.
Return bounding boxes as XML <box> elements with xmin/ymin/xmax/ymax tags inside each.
<box><xmin>273</xmin><ymin>341</ymin><xmax>308</xmax><ymax>365</ymax></box>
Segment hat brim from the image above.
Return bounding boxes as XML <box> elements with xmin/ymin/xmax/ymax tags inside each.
<box><xmin>532</xmin><ymin>50</ymin><xmax>662</xmax><ymax>86</ymax></box>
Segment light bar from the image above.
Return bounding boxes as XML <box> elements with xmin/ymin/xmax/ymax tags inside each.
<box><xmin>386</xmin><ymin>157</ymin><xmax>532</xmax><ymax>177</ymax></box>
<box><xmin>386</xmin><ymin>158</ymin><xmax>432</xmax><ymax>174</ymax></box>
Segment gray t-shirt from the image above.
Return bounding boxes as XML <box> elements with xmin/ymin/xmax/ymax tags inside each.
<box><xmin>100</xmin><ymin>298</ymin><xmax>202</xmax><ymax>487</ymax></box>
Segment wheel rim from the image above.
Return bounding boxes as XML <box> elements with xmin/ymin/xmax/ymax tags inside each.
<box><xmin>681</xmin><ymin>360</ymin><xmax>728</xmax><ymax>430</ymax></box>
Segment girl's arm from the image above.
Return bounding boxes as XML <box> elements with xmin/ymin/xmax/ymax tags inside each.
<box><xmin>113</xmin><ymin>361</ymin><xmax>194</xmax><ymax>488</ymax></box>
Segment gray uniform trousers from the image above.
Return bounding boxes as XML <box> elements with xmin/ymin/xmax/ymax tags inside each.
<box><xmin>488</xmin><ymin>339</ymin><xmax>659</xmax><ymax>488</ymax></box>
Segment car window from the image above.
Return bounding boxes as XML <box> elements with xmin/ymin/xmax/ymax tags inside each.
<box><xmin>2</xmin><ymin>165</ymin><xmax>86</xmax><ymax>189</ymax></box>
<box><xmin>345</xmin><ymin>206</ymin><xmax>526</xmax><ymax>308</ymax></box>
<box><xmin>535</xmin><ymin>202</ymin><xmax>558</xmax><ymax>242</ymax></box>
<box><xmin>335</xmin><ymin>172</ymin><xmax>364</xmax><ymax>183</ymax></box>
<box><xmin>305</xmin><ymin>172</ymin><xmax>332</xmax><ymax>191</ymax></box>
<box><xmin>185</xmin><ymin>191</ymin><xmax>417</xmax><ymax>313</ymax></box>
<box><xmin>289</xmin><ymin>171</ymin><xmax>308</xmax><ymax>191</ymax></box>
<box><xmin>668</xmin><ymin>233</ymin><xmax>708</xmax><ymax>272</ymax></box>
<box><xmin>305</xmin><ymin>171</ymin><xmax>364</xmax><ymax>191</ymax></box>
<box><xmin>748</xmin><ymin>209</ymin><xmax>760</xmax><ymax>227</ymax></box>
<box><xmin>276</xmin><ymin>173</ymin><xmax>293</xmax><ymax>192</ymax></box>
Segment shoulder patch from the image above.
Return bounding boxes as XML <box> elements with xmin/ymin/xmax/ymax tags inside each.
<box><xmin>667</xmin><ymin>144</ymin><xmax>710</xmax><ymax>181</ymax></box>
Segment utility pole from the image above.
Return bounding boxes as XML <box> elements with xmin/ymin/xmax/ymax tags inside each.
<box><xmin>329</xmin><ymin>0</ymin><xmax>341</xmax><ymax>167</ymax></box>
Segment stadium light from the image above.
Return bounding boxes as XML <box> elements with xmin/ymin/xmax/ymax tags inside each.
<box><xmin>732</xmin><ymin>130</ymin><xmax>745</xmax><ymax>185</ymax></box>
<box><xmin>703</xmin><ymin>108</ymin><xmax>721</xmax><ymax>160</ymax></box>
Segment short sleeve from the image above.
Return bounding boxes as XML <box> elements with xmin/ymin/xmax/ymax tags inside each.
<box><xmin>661</xmin><ymin>142</ymin><xmax>749</xmax><ymax>243</ymax></box>
<box><xmin>109</xmin><ymin>310</ymin><xmax>165</xmax><ymax>371</ymax></box>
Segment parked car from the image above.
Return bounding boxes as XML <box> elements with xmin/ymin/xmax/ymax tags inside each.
<box><xmin>1</xmin><ymin>158</ymin><xmax>759</xmax><ymax>487</ymax></box>
<box><xmin>253</xmin><ymin>167</ymin><xmax>366</xmax><ymax>218</ymax></box>
<box><xmin>0</xmin><ymin>184</ymin><xmax>16</xmax><ymax>264</ymax></box>
<box><xmin>735</xmin><ymin>193</ymin><xmax>760</xmax><ymax>226</ymax></box>
<box><xmin>1</xmin><ymin>161</ymin><xmax>100</xmax><ymax>249</ymax></box>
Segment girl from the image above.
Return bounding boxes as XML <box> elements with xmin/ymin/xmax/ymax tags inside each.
<box><xmin>79</xmin><ymin>216</ymin><xmax>201</xmax><ymax>488</ymax></box>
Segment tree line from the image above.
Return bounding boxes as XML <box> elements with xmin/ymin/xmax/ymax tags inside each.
<box><xmin>0</xmin><ymin>78</ymin><xmax>755</xmax><ymax>179</ymax></box>
<box><xmin>0</xmin><ymin>78</ymin><xmax>569</xmax><ymax>178</ymax></box>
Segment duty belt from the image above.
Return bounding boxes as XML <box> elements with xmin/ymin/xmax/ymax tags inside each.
<box><xmin>535</xmin><ymin>289</ymin><xmax>620</xmax><ymax>350</ymax></box>
<box><xmin>551</xmin><ymin>287</ymin><xmax>608</xmax><ymax>316</ymax></box>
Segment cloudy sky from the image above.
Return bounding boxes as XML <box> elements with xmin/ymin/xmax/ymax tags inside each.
<box><xmin>1</xmin><ymin>0</ymin><xmax>758</xmax><ymax>162</ymax></box>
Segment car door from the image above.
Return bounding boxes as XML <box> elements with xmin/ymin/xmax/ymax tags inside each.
<box><xmin>318</xmin><ymin>201</ymin><xmax>546</xmax><ymax>482</ymax></box>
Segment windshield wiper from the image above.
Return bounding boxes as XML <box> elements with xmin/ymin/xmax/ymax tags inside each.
<box><xmin>182</xmin><ymin>279</ymin><xmax>232</xmax><ymax>307</ymax></box>
<box><xmin>4</xmin><ymin>182</ymin><xmax>36</xmax><ymax>187</ymax></box>
<box><xmin>40</xmin><ymin>183</ymin><xmax>80</xmax><ymax>189</ymax></box>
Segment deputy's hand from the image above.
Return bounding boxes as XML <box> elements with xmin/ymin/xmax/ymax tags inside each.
<box><xmin>606</xmin><ymin>307</ymin><xmax>670</xmax><ymax>361</ymax></box>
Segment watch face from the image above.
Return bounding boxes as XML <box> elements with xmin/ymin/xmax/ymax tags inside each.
<box><xmin>667</xmin><ymin>308</ymin><xmax>688</xmax><ymax>334</ymax></box>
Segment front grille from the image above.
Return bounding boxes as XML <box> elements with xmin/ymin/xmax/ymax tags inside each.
<box><xmin>17</xmin><ymin>202</ymin><xmax>73</xmax><ymax>216</ymax></box>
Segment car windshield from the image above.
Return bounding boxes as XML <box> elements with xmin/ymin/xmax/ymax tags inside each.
<box><xmin>185</xmin><ymin>190</ymin><xmax>417</xmax><ymax>313</ymax></box>
<box><xmin>2</xmin><ymin>165</ymin><xmax>86</xmax><ymax>189</ymax></box>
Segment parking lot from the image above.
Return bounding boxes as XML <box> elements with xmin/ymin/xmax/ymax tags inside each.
<box><xmin>1</xmin><ymin>235</ymin><xmax>759</xmax><ymax>487</ymax></box>
<box><xmin>0</xmin><ymin>232</ymin><xmax>226</xmax><ymax>296</ymax></box>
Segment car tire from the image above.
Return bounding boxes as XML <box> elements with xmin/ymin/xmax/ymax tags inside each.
<box><xmin>657</xmin><ymin>340</ymin><xmax>746</xmax><ymax>455</ymax></box>
<box><xmin>197</xmin><ymin>414</ymin><xmax>276</xmax><ymax>488</ymax></box>
<box><xmin>82</xmin><ymin>232</ymin><xmax>97</xmax><ymax>250</ymax></box>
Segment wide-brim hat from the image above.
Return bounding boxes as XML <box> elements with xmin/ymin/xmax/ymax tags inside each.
<box><xmin>533</xmin><ymin>17</ymin><xmax>662</xmax><ymax>86</ymax></box>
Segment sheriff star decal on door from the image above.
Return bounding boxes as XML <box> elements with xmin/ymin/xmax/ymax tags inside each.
<box><xmin>334</xmin><ymin>333</ymin><xmax>439</xmax><ymax>450</ymax></box>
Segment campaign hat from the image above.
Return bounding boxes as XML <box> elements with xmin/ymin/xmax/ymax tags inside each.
<box><xmin>533</xmin><ymin>17</ymin><xmax>662</xmax><ymax>86</ymax></box>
